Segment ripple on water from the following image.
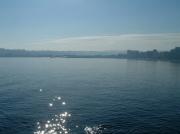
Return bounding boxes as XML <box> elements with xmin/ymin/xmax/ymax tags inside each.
<box><xmin>34</xmin><ymin>90</ymin><xmax>104</xmax><ymax>134</ymax></box>
<box><xmin>84</xmin><ymin>125</ymin><xmax>105</xmax><ymax>134</ymax></box>
<box><xmin>34</xmin><ymin>111</ymin><xmax>71</xmax><ymax>134</ymax></box>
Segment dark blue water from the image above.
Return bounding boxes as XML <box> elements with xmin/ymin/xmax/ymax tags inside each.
<box><xmin>0</xmin><ymin>58</ymin><xmax>180</xmax><ymax>134</ymax></box>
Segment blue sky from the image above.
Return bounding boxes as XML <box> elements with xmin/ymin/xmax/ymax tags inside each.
<box><xmin>0</xmin><ymin>0</ymin><xmax>180</xmax><ymax>50</ymax></box>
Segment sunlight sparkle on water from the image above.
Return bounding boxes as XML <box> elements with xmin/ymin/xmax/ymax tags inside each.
<box><xmin>49</xmin><ymin>103</ymin><xmax>53</xmax><ymax>107</ymax></box>
<box><xmin>35</xmin><ymin>89</ymin><xmax>104</xmax><ymax>134</ymax></box>
<box><xmin>34</xmin><ymin>94</ymin><xmax>71</xmax><ymax>134</ymax></box>
<box><xmin>34</xmin><ymin>111</ymin><xmax>70</xmax><ymax>134</ymax></box>
<box><xmin>62</xmin><ymin>102</ymin><xmax>66</xmax><ymax>106</ymax></box>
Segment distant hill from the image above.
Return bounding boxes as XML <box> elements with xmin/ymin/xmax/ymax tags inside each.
<box><xmin>0</xmin><ymin>48</ymin><xmax>123</xmax><ymax>58</ymax></box>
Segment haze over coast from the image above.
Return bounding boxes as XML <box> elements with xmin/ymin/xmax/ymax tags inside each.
<box><xmin>0</xmin><ymin>47</ymin><xmax>179</xmax><ymax>60</ymax></box>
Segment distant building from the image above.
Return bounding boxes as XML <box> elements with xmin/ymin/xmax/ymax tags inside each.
<box><xmin>126</xmin><ymin>50</ymin><xmax>140</xmax><ymax>58</ymax></box>
<box><xmin>169</xmin><ymin>47</ymin><xmax>180</xmax><ymax>59</ymax></box>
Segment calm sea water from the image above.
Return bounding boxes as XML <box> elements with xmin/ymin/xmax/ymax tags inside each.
<box><xmin>0</xmin><ymin>58</ymin><xmax>180</xmax><ymax>134</ymax></box>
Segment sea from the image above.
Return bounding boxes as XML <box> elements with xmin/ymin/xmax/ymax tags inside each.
<box><xmin>0</xmin><ymin>58</ymin><xmax>180</xmax><ymax>134</ymax></box>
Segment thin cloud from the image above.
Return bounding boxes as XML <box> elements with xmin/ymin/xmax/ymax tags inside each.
<box><xmin>29</xmin><ymin>33</ymin><xmax>180</xmax><ymax>51</ymax></box>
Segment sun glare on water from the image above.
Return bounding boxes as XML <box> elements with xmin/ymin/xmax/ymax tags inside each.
<box><xmin>34</xmin><ymin>89</ymin><xmax>104</xmax><ymax>134</ymax></box>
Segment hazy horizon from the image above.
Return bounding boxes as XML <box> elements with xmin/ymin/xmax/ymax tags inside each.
<box><xmin>0</xmin><ymin>0</ymin><xmax>180</xmax><ymax>51</ymax></box>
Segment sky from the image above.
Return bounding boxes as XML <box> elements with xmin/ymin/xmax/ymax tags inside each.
<box><xmin>0</xmin><ymin>0</ymin><xmax>180</xmax><ymax>51</ymax></box>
